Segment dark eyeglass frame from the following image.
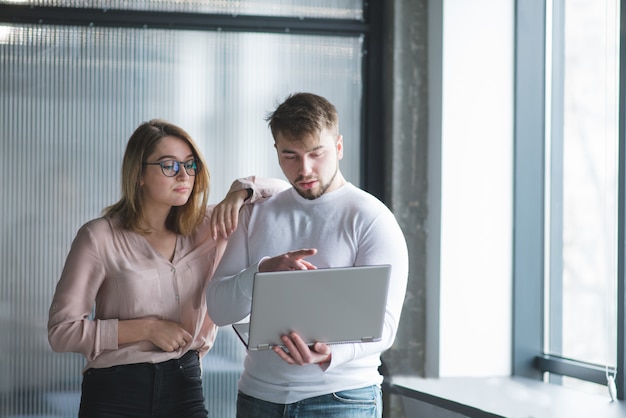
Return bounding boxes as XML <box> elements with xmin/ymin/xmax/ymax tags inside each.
<box><xmin>143</xmin><ymin>159</ymin><xmax>198</xmax><ymax>177</ymax></box>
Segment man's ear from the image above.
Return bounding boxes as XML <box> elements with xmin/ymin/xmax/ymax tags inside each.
<box><xmin>336</xmin><ymin>135</ymin><xmax>344</xmax><ymax>160</ymax></box>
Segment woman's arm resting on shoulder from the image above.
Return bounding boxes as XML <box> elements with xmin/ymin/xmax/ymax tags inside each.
<box><xmin>210</xmin><ymin>176</ymin><xmax>290</xmax><ymax>239</ymax></box>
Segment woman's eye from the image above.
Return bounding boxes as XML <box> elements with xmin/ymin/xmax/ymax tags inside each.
<box><xmin>162</xmin><ymin>162</ymin><xmax>175</xmax><ymax>170</ymax></box>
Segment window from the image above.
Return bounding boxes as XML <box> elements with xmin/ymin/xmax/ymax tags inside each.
<box><xmin>514</xmin><ymin>0</ymin><xmax>623</xmax><ymax>399</ymax></box>
<box><xmin>545</xmin><ymin>0</ymin><xmax>619</xmax><ymax>392</ymax></box>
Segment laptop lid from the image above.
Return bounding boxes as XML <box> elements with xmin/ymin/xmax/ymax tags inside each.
<box><xmin>232</xmin><ymin>264</ymin><xmax>391</xmax><ymax>351</ymax></box>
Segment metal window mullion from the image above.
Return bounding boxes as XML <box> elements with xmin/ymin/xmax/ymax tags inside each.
<box><xmin>617</xmin><ymin>0</ymin><xmax>626</xmax><ymax>401</ymax></box>
<box><xmin>361</xmin><ymin>0</ymin><xmax>385</xmax><ymax>200</ymax></box>
<box><xmin>512</xmin><ymin>0</ymin><xmax>547</xmax><ymax>380</ymax></box>
<box><xmin>547</xmin><ymin>0</ymin><xmax>564</xmax><ymax>385</ymax></box>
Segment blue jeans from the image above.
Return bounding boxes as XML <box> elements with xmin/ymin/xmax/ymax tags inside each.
<box><xmin>79</xmin><ymin>350</ymin><xmax>208</xmax><ymax>418</ymax></box>
<box><xmin>236</xmin><ymin>385</ymin><xmax>382</xmax><ymax>418</ymax></box>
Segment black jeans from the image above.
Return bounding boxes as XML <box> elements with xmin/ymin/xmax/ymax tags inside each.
<box><xmin>79</xmin><ymin>350</ymin><xmax>208</xmax><ymax>418</ymax></box>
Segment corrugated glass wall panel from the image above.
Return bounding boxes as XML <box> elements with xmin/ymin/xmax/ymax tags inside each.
<box><xmin>0</xmin><ymin>23</ymin><xmax>362</xmax><ymax>418</ymax></box>
<box><xmin>0</xmin><ymin>0</ymin><xmax>364</xmax><ymax>19</ymax></box>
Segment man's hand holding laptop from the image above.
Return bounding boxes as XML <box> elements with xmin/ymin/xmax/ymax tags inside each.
<box><xmin>273</xmin><ymin>331</ymin><xmax>332</xmax><ymax>368</ymax></box>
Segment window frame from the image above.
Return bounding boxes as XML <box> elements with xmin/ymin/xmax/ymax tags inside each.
<box><xmin>619</xmin><ymin>0</ymin><xmax>626</xmax><ymax>401</ymax></box>
<box><xmin>512</xmin><ymin>0</ymin><xmax>626</xmax><ymax>400</ymax></box>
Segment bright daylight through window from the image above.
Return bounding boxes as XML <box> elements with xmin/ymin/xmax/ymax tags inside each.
<box><xmin>545</xmin><ymin>0</ymin><xmax>619</xmax><ymax>394</ymax></box>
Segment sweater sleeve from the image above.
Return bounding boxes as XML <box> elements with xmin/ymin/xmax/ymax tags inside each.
<box><xmin>206</xmin><ymin>178</ymin><xmax>289</xmax><ymax>325</ymax></box>
<box><xmin>227</xmin><ymin>176</ymin><xmax>290</xmax><ymax>203</ymax></box>
<box><xmin>205</xmin><ymin>205</ymin><xmax>264</xmax><ymax>326</ymax></box>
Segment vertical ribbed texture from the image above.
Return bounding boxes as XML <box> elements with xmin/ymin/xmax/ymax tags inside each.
<box><xmin>0</xmin><ymin>23</ymin><xmax>361</xmax><ymax>418</ymax></box>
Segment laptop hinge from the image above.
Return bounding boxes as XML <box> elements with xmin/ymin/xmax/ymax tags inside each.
<box><xmin>257</xmin><ymin>344</ymin><xmax>271</xmax><ymax>350</ymax></box>
<box><xmin>361</xmin><ymin>336</ymin><xmax>374</xmax><ymax>343</ymax></box>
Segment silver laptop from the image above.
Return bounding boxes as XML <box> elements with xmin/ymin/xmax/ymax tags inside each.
<box><xmin>232</xmin><ymin>264</ymin><xmax>391</xmax><ymax>351</ymax></box>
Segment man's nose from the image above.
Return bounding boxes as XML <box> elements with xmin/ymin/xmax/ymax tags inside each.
<box><xmin>298</xmin><ymin>158</ymin><xmax>313</xmax><ymax>176</ymax></box>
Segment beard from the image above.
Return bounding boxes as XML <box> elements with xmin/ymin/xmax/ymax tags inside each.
<box><xmin>293</xmin><ymin>165</ymin><xmax>339</xmax><ymax>200</ymax></box>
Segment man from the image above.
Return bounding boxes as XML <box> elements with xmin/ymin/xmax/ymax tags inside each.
<box><xmin>206</xmin><ymin>92</ymin><xmax>408</xmax><ymax>417</ymax></box>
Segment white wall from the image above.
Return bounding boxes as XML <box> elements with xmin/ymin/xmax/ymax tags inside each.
<box><xmin>429</xmin><ymin>0</ymin><xmax>514</xmax><ymax>377</ymax></box>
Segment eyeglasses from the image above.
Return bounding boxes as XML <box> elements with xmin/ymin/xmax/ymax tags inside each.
<box><xmin>143</xmin><ymin>159</ymin><xmax>198</xmax><ymax>177</ymax></box>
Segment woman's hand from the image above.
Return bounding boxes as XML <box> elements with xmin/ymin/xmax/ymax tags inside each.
<box><xmin>210</xmin><ymin>188</ymin><xmax>250</xmax><ymax>240</ymax></box>
<box><xmin>119</xmin><ymin>318</ymin><xmax>193</xmax><ymax>352</ymax></box>
<box><xmin>144</xmin><ymin>319</ymin><xmax>193</xmax><ymax>352</ymax></box>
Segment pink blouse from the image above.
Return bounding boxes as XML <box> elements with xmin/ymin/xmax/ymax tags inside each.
<box><xmin>47</xmin><ymin>177</ymin><xmax>288</xmax><ymax>371</ymax></box>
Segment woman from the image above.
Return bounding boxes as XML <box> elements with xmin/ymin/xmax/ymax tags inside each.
<box><xmin>47</xmin><ymin>119</ymin><xmax>286</xmax><ymax>418</ymax></box>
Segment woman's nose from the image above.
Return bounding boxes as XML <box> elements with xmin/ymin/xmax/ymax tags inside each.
<box><xmin>176</xmin><ymin>165</ymin><xmax>190</xmax><ymax>179</ymax></box>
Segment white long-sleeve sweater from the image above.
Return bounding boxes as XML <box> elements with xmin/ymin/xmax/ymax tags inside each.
<box><xmin>206</xmin><ymin>183</ymin><xmax>409</xmax><ymax>404</ymax></box>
